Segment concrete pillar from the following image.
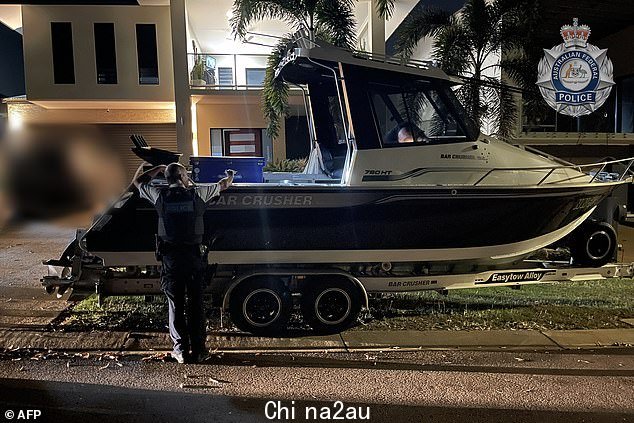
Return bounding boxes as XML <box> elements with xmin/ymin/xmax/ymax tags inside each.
<box><xmin>169</xmin><ymin>0</ymin><xmax>194</xmax><ymax>161</ymax></box>
<box><xmin>368</xmin><ymin>0</ymin><xmax>385</xmax><ymax>55</ymax></box>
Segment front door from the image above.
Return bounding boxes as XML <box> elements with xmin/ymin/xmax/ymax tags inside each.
<box><xmin>223</xmin><ymin>129</ymin><xmax>262</xmax><ymax>157</ymax></box>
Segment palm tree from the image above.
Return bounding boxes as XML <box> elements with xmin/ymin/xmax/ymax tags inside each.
<box><xmin>230</xmin><ymin>0</ymin><xmax>394</xmax><ymax>138</ymax></box>
<box><xmin>501</xmin><ymin>42</ymin><xmax>549</xmax><ymax>133</ymax></box>
<box><xmin>395</xmin><ymin>0</ymin><xmax>541</xmax><ymax>138</ymax></box>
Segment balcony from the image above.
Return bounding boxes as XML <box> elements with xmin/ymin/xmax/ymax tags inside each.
<box><xmin>188</xmin><ymin>53</ymin><xmax>268</xmax><ymax>90</ymax></box>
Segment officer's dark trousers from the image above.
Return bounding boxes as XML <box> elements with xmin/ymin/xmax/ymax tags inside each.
<box><xmin>160</xmin><ymin>244</ymin><xmax>206</xmax><ymax>355</ymax></box>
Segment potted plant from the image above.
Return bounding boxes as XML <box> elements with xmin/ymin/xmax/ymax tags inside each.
<box><xmin>190</xmin><ymin>57</ymin><xmax>206</xmax><ymax>86</ymax></box>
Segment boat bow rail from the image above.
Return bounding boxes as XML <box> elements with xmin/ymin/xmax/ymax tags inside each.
<box><xmin>468</xmin><ymin>156</ymin><xmax>634</xmax><ymax>187</ymax></box>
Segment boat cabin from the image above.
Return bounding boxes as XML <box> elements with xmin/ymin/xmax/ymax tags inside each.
<box><xmin>270</xmin><ymin>42</ymin><xmax>480</xmax><ymax>185</ymax></box>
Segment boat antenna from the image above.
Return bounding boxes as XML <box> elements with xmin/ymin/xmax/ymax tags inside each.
<box><xmin>243</xmin><ymin>40</ymin><xmax>277</xmax><ymax>48</ymax></box>
<box><xmin>246</xmin><ymin>31</ymin><xmax>285</xmax><ymax>40</ymax></box>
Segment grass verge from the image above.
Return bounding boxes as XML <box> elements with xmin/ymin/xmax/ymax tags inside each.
<box><xmin>59</xmin><ymin>295</ymin><xmax>169</xmax><ymax>331</ymax></box>
<box><xmin>58</xmin><ymin>279</ymin><xmax>634</xmax><ymax>332</ymax></box>
<box><xmin>357</xmin><ymin>278</ymin><xmax>634</xmax><ymax>331</ymax></box>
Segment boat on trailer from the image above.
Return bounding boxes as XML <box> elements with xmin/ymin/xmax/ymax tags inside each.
<box><xmin>43</xmin><ymin>40</ymin><xmax>634</xmax><ymax>334</ymax></box>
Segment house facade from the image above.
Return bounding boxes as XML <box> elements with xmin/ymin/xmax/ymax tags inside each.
<box><xmin>2</xmin><ymin>0</ymin><xmax>633</xmax><ymax>177</ymax></box>
<box><xmin>3</xmin><ymin>0</ymin><xmax>409</xmax><ymax>176</ymax></box>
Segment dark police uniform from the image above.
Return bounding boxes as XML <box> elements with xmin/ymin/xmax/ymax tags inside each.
<box><xmin>138</xmin><ymin>182</ymin><xmax>219</xmax><ymax>357</ymax></box>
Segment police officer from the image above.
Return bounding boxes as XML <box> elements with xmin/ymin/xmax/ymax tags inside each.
<box><xmin>133</xmin><ymin>162</ymin><xmax>234</xmax><ymax>363</ymax></box>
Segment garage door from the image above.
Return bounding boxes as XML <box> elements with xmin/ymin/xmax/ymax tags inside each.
<box><xmin>99</xmin><ymin>123</ymin><xmax>177</xmax><ymax>179</ymax></box>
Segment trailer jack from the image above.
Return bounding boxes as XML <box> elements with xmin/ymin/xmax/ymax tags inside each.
<box><xmin>41</xmin><ymin>267</ymin><xmax>74</xmax><ymax>299</ymax></box>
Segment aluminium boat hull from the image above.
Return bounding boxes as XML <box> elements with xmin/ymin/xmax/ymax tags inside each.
<box><xmin>84</xmin><ymin>182</ymin><xmax>619</xmax><ymax>266</ymax></box>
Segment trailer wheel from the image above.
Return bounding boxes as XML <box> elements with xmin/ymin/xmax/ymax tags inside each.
<box><xmin>229</xmin><ymin>277</ymin><xmax>291</xmax><ymax>335</ymax></box>
<box><xmin>300</xmin><ymin>277</ymin><xmax>361</xmax><ymax>334</ymax></box>
<box><xmin>570</xmin><ymin>221</ymin><xmax>617</xmax><ymax>267</ymax></box>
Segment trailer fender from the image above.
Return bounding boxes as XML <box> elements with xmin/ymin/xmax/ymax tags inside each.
<box><xmin>221</xmin><ymin>270</ymin><xmax>369</xmax><ymax>311</ymax></box>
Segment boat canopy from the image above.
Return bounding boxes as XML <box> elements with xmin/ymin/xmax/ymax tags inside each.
<box><xmin>275</xmin><ymin>41</ymin><xmax>480</xmax><ymax>153</ymax></box>
<box><xmin>274</xmin><ymin>39</ymin><xmax>455</xmax><ymax>84</ymax></box>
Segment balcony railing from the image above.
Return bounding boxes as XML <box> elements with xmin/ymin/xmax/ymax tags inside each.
<box><xmin>188</xmin><ymin>53</ymin><xmax>269</xmax><ymax>90</ymax></box>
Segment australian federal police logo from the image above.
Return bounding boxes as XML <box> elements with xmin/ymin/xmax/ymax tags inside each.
<box><xmin>536</xmin><ymin>18</ymin><xmax>614</xmax><ymax>117</ymax></box>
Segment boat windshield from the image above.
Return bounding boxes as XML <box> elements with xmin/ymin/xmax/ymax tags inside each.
<box><xmin>368</xmin><ymin>80</ymin><xmax>478</xmax><ymax>146</ymax></box>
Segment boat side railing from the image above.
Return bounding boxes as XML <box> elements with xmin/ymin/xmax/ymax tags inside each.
<box><xmin>351</xmin><ymin>50</ymin><xmax>435</xmax><ymax>70</ymax></box>
<box><xmin>290</xmin><ymin>33</ymin><xmax>436</xmax><ymax>71</ymax></box>
<box><xmin>471</xmin><ymin>157</ymin><xmax>634</xmax><ymax>186</ymax></box>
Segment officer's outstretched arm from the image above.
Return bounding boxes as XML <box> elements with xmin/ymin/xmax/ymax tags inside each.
<box><xmin>218</xmin><ymin>169</ymin><xmax>235</xmax><ymax>192</ymax></box>
<box><xmin>133</xmin><ymin>163</ymin><xmax>167</xmax><ymax>189</ymax></box>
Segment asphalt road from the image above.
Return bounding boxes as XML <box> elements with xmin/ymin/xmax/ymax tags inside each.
<box><xmin>0</xmin><ymin>222</ymin><xmax>79</xmax><ymax>328</ymax></box>
<box><xmin>0</xmin><ymin>349</ymin><xmax>633</xmax><ymax>423</ymax></box>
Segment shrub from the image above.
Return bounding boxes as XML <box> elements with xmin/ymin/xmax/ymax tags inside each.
<box><xmin>263</xmin><ymin>158</ymin><xmax>307</xmax><ymax>173</ymax></box>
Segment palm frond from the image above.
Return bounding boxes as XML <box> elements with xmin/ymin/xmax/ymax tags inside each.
<box><xmin>315</xmin><ymin>0</ymin><xmax>356</xmax><ymax>49</ymax></box>
<box><xmin>230</xmin><ymin>0</ymin><xmax>305</xmax><ymax>40</ymax></box>
<box><xmin>395</xmin><ymin>6</ymin><xmax>452</xmax><ymax>59</ymax></box>
<box><xmin>462</xmin><ymin>0</ymin><xmax>492</xmax><ymax>56</ymax></box>
<box><xmin>262</xmin><ymin>37</ymin><xmax>292</xmax><ymax>139</ymax></box>
<box><xmin>454</xmin><ymin>80</ymin><xmax>483</xmax><ymax>125</ymax></box>
<box><xmin>492</xmin><ymin>78</ymin><xmax>518</xmax><ymax>138</ymax></box>
<box><xmin>491</xmin><ymin>0</ymin><xmax>540</xmax><ymax>52</ymax></box>
<box><xmin>500</xmin><ymin>54</ymin><xmax>533</xmax><ymax>89</ymax></box>
<box><xmin>501</xmin><ymin>51</ymin><xmax>549</xmax><ymax>125</ymax></box>
<box><xmin>431</xmin><ymin>18</ymin><xmax>472</xmax><ymax>75</ymax></box>
<box><xmin>374</xmin><ymin>0</ymin><xmax>395</xmax><ymax>19</ymax></box>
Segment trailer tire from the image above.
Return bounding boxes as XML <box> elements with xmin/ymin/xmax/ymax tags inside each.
<box><xmin>229</xmin><ymin>276</ymin><xmax>292</xmax><ymax>336</ymax></box>
<box><xmin>300</xmin><ymin>277</ymin><xmax>362</xmax><ymax>334</ymax></box>
<box><xmin>570</xmin><ymin>221</ymin><xmax>617</xmax><ymax>267</ymax></box>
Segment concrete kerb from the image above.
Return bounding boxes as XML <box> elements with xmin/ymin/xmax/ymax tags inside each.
<box><xmin>542</xmin><ymin>329</ymin><xmax>634</xmax><ymax>348</ymax></box>
<box><xmin>340</xmin><ymin>330</ymin><xmax>560</xmax><ymax>349</ymax></box>
<box><xmin>0</xmin><ymin>329</ymin><xmax>127</xmax><ymax>351</ymax></box>
<box><xmin>123</xmin><ymin>331</ymin><xmax>345</xmax><ymax>351</ymax></box>
<box><xmin>1</xmin><ymin>328</ymin><xmax>633</xmax><ymax>353</ymax></box>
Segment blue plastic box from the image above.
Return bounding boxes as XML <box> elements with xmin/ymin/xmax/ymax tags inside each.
<box><xmin>190</xmin><ymin>156</ymin><xmax>266</xmax><ymax>183</ymax></box>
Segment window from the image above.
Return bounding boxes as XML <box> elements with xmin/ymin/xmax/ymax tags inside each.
<box><xmin>368</xmin><ymin>81</ymin><xmax>471</xmax><ymax>146</ymax></box>
<box><xmin>327</xmin><ymin>95</ymin><xmax>347</xmax><ymax>144</ymax></box>
<box><xmin>135</xmin><ymin>24</ymin><xmax>159</xmax><ymax>85</ymax></box>
<box><xmin>218</xmin><ymin>67</ymin><xmax>233</xmax><ymax>86</ymax></box>
<box><xmin>222</xmin><ymin>129</ymin><xmax>262</xmax><ymax>156</ymax></box>
<box><xmin>94</xmin><ymin>23</ymin><xmax>117</xmax><ymax>84</ymax></box>
<box><xmin>211</xmin><ymin>128</ymin><xmax>271</xmax><ymax>159</ymax></box>
<box><xmin>618</xmin><ymin>75</ymin><xmax>634</xmax><ymax>133</ymax></box>
<box><xmin>51</xmin><ymin>22</ymin><xmax>75</xmax><ymax>84</ymax></box>
<box><xmin>307</xmin><ymin>84</ymin><xmax>349</xmax><ymax>146</ymax></box>
<box><xmin>245</xmin><ymin>68</ymin><xmax>265</xmax><ymax>86</ymax></box>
